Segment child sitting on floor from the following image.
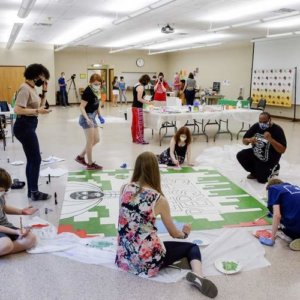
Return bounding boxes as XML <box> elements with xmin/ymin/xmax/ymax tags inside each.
<box><xmin>0</xmin><ymin>168</ymin><xmax>37</xmax><ymax>256</ymax></box>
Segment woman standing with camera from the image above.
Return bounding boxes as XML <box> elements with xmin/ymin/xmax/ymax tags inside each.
<box><xmin>75</xmin><ymin>74</ymin><xmax>103</xmax><ymax>170</ymax></box>
<box><xmin>153</xmin><ymin>72</ymin><xmax>169</xmax><ymax>106</ymax></box>
<box><xmin>14</xmin><ymin>63</ymin><xmax>52</xmax><ymax>201</ymax></box>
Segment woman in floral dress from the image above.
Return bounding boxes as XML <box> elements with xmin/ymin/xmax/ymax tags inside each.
<box><xmin>116</xmin><ymin>152</ymin><xmax>218</xmax><ymax>298</ymax></box>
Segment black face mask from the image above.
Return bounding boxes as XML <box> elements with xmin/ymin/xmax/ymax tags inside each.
<box><xmin>34</xmin><ymin>78</ymin><xmax>44</xmax><ymax>87</ymax></box>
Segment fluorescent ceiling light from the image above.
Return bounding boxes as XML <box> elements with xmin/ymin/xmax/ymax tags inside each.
<box><xmin>148</xmin><ymin>42</ymin><xmax>221</xmax><ymax>55</ymax></box>
<box><xmin>129</xmin><ymin>7</ymin><xmax>151</xmax><ymax>18</ymax></box>
<box><xmin>113</xmin><ymin>16</ymin><xmax>130</xmax><ymax>25</ymax></box>
<box><xmin>262</xmin><ymin>11</ymin><xmax>299</xmax><ymax>22</ymax></box>
<box><xmin>17</xmin><ymin>0</ymin><xmax>37</xmax><ymax>18</ymax></box>
<box><xmin>208</xmin><ymin>26</ymin><xmax>230</xmax><ymax>32</ymax></box>
<box><xmin>105</xmin><ymin>30</ymin><xmax>165</xmax><ymax>47</ymax></box>
<box><xmin>232</xmin><ymin>20</ymin><xmax>261</xmax><ymax>28</ymax></box>
<box><xmin>109</xmin><ymin>46</ymin><xmax>134</xmax><ymax>54</ymax></box>
<box><xmin>262</xmin><ymin>15</ymin><xmax>300</xmax><ymax>28</ymax></box>
<box><xmin>204</xmin><ymin>0</ymin><xmax>300</xmax><ymax>22</ymax></box>
<box><xmin>267</xmin><ymin>32</ymin><xmax>293</xmax><ymax>38</ymax></box>
<box><xmin>6</xmin><ymin>23</ymin><xmax>23</xmax><ymax>49</ymax></box>
<box><xmin>92</xmin><ymin>64</ymin><xmax>102</xmax><ymax>67</ymax></box>
<box><xmin>150</xmin><ymin>0</ymin><xmax>176</xmax><ymax>9</ymax></box>
<box><xmin>52</xmin><ymin>17</ymin><xmax>110</xmax><ymax>44</ymax></box>
<box><xmin>103</xmin><ymin>0</ymin><xmax>156</xmax><ymax>13</ymax></box>
<box><xmin>147</xmin><ymin>33</ymin><xmax>226</xmax><ymax>50</ymax></box>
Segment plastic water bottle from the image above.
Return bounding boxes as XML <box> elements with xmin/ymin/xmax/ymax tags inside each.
<box><xmin>193</xmin><ymin>99</ymin><xmax>200</xmax><ymax>112</ymax></box>
<box><xmin>236</xmin><ymin>100</ymin><xmax>242</xmax><ymax>109</ymax></box>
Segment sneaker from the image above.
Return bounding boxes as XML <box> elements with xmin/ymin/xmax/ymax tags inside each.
<box><xmin>11</xmin><ymin>179</ymin><xmax>25</xmax><ymax>189</ymax></box>
<box><xmin>186</xmin><ymin>272</ymin><xmax>218</xmax><ymax>298</ymax></box>
<box><xmin>247</xmin><ymin>173</ymin><xmax>256</xmax><ymax>179</ymax></box>
<box><xmin>289</xmin><ymin>238</ymin><xmax>300</xmax><ymax>251</ymax></box>
<box><xmin>276</xmin><ymin>230</ymin><xmax>292</xmax><ymax>243</ymax></box>
<box><xmin>75</xmin><ymin>155</ymin><xmax>87</xmax><ymax>166</ymax></box>
<box><xmin>31</xmin><ymin>191</ymin><xmax>51</xmax><ymax>201</ymax></box>
<box><xmin>86</xmin><ymin>163</ymin><xmax>103</xmax><ymax>170</ymax></box>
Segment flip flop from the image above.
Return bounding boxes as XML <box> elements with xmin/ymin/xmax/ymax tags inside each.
<box><xmin>186</xmin><ymin>272</ymin><xmax>218</xmax><ymax>298</ymax></box>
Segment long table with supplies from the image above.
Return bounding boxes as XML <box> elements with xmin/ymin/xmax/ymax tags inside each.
<box><xmin>143</xmin><ymin>106</ymin><xmax>261</xmax><ymax>145</ymax></box>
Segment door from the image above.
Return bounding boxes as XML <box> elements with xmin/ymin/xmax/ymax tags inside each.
<box><xmin>109</xmin><ymin>69</ymin><xmax>114</xmax><ymax>102</ymax></box>
<box><xmin>0</xmin><ymin>66</ymin><xmax>25</xmax><ymax>103</ymax></box>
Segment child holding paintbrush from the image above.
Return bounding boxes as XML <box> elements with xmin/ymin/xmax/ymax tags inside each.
<box><xmin>157</xmin><ymin>126</ymin><xmax>193</xmax><ymax>167</ymax></box>
<box><xmin>0</xmin><ymin>168</ymin><xmax>37</xmax><ymax>256</ymax></box>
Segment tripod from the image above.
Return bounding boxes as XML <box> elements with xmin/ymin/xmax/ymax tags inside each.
<box><xmin>67</xmin><ymin>77</ymin><xmax>79</xmax><ymax>102</ymax></box>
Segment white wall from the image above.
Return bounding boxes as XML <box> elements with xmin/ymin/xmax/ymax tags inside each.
<box><xmin>0</xmin><ymin>43</ymin><xmax>56</xmax><ymax>105</ymax></box>
<box><xmin>253</xmin><ymin>36</ymin><xmax>300</xmax><ymax>118</ymax></box>
<box><xmin>166</xmin><ymin>44</ymin><xmax>253</xmax><ymax>99</ymax></box>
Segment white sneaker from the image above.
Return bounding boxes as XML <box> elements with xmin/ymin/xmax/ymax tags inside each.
<box><xmin>276</xmin><ymin>230</ymin><xmax>292</xmax><ymax>243</ymax></box>
<box><xmin>289</xmin><ymin>239</ymin><xmax>300</xmax><ymax>251</ymax></box>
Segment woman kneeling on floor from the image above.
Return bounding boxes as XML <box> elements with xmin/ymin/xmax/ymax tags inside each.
<box><xmin>158</xmin><ymin>126</ymin><xmax>193</xmax><ymax>166</ymax></box>
<box><xmin>115</xmin><ymin>152</ymin><xmax>217</xmax><ymax>298</ymax></box>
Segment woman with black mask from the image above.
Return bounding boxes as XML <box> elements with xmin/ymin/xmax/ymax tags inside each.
<box><xmin>14</xmin><ymin>64</ymin><xmax>52</xmax><ymax>201</ymax></box>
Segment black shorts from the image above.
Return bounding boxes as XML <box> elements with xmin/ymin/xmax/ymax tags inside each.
<box><xmin>0</xmin><ymin>226</ymin><xmax>19</xmax><ymax>241</ymax></box>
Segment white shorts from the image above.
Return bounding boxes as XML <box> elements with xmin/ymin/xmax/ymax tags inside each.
<box><xmin>112</xmin><ymin>90</ymin><xmax>119</xmax><ymax>95</ymax></box>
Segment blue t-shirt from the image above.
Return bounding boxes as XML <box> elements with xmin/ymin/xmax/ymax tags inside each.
<box><xmin>268</xmin><ymin>183</ymin><xmax>300</xmax><ymax>234</ymax></box>
<box><xmin>58</xmin><ymin>77</ymin><xmax>66</xmax><ymax>91</ymax></box>
<box><xmin>119</xmin><ymin>81</ymin><xmax>126</xmax><ymax>90</ymax></box>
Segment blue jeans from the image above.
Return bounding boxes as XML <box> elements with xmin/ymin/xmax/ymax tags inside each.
<box><xmin>60</xmin><ymin>89</ymin><xmax>67</xmax><ymax>106</ymax></box>
<box><xmin>14</xmin><ymin>116</ymin><xmax>41</xmax><ymax>196</ymax></box>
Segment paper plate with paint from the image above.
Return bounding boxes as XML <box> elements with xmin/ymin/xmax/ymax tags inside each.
<box><xmin>214</xmin><ymin>258</ymin><xmax>242</xmax><ymax>275</ymax></box>
<box><xmin>253</xmin><ymin>229</ymin><xmax>272</xmax><ymax>239</ymax></box>
<box><xmin>192</xmin><ymin>238</ymin><xmax>210</xmax><ymax>247</ymax></box>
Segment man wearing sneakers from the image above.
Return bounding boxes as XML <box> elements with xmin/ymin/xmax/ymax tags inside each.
<box><xmin>236</xmin><ymin>112</ymin><xmax>286</xmax><ymax>183</ymax></box>
<box><xmin>260</xmin><ymin>178</ymin><xmax>300</xmax><ymax>251</ymax></box>
<box><xmin>75</xmin><ymin>74</ymin><xmax>103</xmax><ymax>170</ymax></box>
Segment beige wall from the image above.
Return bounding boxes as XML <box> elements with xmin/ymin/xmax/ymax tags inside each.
<box><xmin>54</xmin><ymin>48</ymin><xmax>168</xmax><ymax>102</ymax></box>
<box><xmin>166</xmin><ymin>44</ymin><xmax>253</xmax><ymax>99</ymax></box>
<box><xmin>0</xmin><ymin>43</ymin><xmax>56</xmax><ymax>104</ymax></box>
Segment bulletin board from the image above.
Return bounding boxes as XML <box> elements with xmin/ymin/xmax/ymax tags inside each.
<box><xmin>251</xmin><ymin>68</ymin><xmax>295</xmax><ymax>107</ymax></box>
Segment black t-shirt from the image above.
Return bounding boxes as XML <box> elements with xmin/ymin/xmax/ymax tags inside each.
<box><xmin>132</xmin><ymin>83</ymin><xmax>145</xmax><ymax>108</ymax></box>
<box><xmin>81</xmin><ymin>86</ymin><xmax>99</xmax><ymax>113</ymax></box>
<box><xmin>243</xmin><ymin>122</ymin><xmax>287</xmax><ymax>164</ymax></box>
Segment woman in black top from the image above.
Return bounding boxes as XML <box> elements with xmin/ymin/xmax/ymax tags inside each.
<box><xmin>75</xmin><ymin>74</ymin><xmax>103</xmax><ymax>170</ymax></box>
<box><xmin>158</xmin><ymin>126</ymin><xmax>193</xmax><ymax>166</ymax></box>
<box><xmin>131</xmin><ymin>74</ymin><xmax>151</xmax><ymax>144</ymax></box>
<box><xmin>112</xmin><ymin>76</ymin><xmax>119</xmax><ymax>107</ymax></box>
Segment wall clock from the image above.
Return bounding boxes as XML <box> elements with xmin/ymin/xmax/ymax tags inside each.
<box><xmin>136</xmin><ymin>58</ymin><xmax>145</xmax><ymax>67</ymax></box>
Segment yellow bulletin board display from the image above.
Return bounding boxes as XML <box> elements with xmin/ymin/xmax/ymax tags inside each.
<box><xmin>251</xmin><ymin>68</ymin><xmax>295</xmax><ymax>107</ymax></box>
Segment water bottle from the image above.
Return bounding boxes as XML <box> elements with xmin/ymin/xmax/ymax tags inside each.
<box><xmin>193</xmin><ymin>99</ymin><xmax>200</xmax><ymax>112</ymax></box>
<box><xmin>236</xmin><ymin>100</ymin><xmax>242</xmax><ymax>109</ymax></box>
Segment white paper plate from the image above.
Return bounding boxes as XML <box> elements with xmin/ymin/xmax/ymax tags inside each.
<box><xmin>192</xmin><ymin>238</ymin><xmax>210</xmax><ymax>247</ymax></box>
<box><xmin>214</xmin><ymin>258</ymin><xmax>242</xmax><ymax>275</ymax></box>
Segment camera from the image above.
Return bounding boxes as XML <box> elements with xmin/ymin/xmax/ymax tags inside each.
<box><xmin>71</xmin><ymin>74</ymin><xmax>76</xmax><ymax>80</ymax></box>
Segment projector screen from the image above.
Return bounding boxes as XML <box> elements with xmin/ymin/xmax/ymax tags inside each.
<box><xmin>252</xmin><ymin>37</ymin><xmax>300</xmax><ymax>105</ymax></box>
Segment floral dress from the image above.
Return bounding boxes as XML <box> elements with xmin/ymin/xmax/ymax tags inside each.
<box><xmin>115</xmin><ymin>182</ymin><xmax>166</xmax><ymax>277</ymax></box>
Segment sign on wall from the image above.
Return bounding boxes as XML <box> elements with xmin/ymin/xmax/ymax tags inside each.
<box><xmin>251</xmin><ymin>68</ymin><xmax>295</xmax><ymax>107</ymax></box>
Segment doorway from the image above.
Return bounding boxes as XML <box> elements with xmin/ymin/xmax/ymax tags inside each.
<box><xmin>0</xmin><ymin>66</ymin><xmax>25</xmax><ymax>103</ymax></box>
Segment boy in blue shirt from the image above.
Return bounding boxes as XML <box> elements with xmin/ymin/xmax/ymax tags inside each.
<box><xmin>261</xmin><ymin>178</ymin><xmax>300</xmax><ymax>250</ymax></box>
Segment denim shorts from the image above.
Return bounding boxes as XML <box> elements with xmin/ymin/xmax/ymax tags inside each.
<box><xmin>79</xmin><ymin>112</ymin><xmax>97</xmax><ymax>129</ymax></box>
<box><xmin>0</xmin><ymin>226</ymin><xmax>19</xmax><ymax>241</ymax></box>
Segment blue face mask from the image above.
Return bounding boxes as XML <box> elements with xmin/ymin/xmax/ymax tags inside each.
<box><xmin>259</xmin><ymin>122</ymin><xmax>269</xmax><ymax>130</ymax></box>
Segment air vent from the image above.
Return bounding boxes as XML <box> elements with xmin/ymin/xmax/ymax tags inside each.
<box><xmin>272</xmin><ymin>8</ymin><xmax>297</xmax><ymax>14</ymax></box>
<box><xmin>33</xmin><ymin>22</ymin><xmax>52</xmax><ymax>27</ymax></box>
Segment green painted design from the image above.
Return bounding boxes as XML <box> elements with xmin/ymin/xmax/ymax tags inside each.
<box><xmin>59</xmin><ymin>167</ymin><xmax>270</xmax><ymax>237</ymax></box>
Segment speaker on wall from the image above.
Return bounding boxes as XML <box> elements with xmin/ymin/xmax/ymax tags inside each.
<box><xmin>213</xmin><ymin>82</ymin><xmax>220</xmax><ymax>93</ymax></box>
